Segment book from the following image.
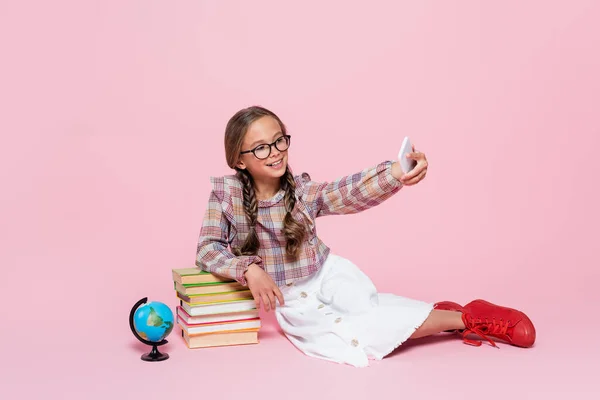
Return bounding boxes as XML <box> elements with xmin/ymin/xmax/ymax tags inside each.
<box><xmin>177</xmin><ymin>306</ymin><xmax>259</xmax><ymax>325</ymax></box>
<box><xmin>181</xmin><ymin>328</ymin><xmax>259</xmax><ymax>349</ymax></box>
<box><xmin>178</xmin><ymin>315</ymin><xmax>261</xmax><ymax>335</ymax></box>
<box><xmin>174</xmin><ymin>281</ymin><xmax>244</xmax><ymax>296</ymax></box>
<box><xmin>172</xmin><ymin>268</ymin><xmax>234</xmax><ymax>285</ymax></box>
<box><xmin>180</xmin><ymin>299</ymin><xmax>257</xmax><ymax>316</ymax></box>
<box><xmin>172</xmin><ymin>266</ymin><xmax>261</xmax><ymax>350</ymax></box>
<box><xmin>177</xmin><ymin>290</ymin><xmax>254</xmax><ymax>305</ymax></box>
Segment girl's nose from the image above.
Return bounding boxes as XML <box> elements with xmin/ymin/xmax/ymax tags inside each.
<box><xmin>270</xmin><ymin>145</ymin><xmax>281</xmax><ymax>157</ymax></box>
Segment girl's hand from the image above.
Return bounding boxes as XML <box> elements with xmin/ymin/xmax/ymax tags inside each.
<box><xmin>398</xmin><ymin>145</ymin><xmax>428</xmax><ymax>186</ymax></box>
<box><xmin>244</xmin><ymin>263</ymin><xmax>285</xmax><ymax>312</ymax></box>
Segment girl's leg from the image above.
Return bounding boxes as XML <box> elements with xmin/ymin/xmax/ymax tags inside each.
<box><xmin>409</xmin><ymin>310</ymin><xmax>465</xmax><ymax>339</ymax></box>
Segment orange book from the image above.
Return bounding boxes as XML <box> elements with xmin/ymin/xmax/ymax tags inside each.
<box><xmin>181</xmin><ymin>328</ymin><xmax>259</xmax><ymax>349</ymax></box>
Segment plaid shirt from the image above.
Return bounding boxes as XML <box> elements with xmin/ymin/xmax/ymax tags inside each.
<box><xmin>196</xmin><ymin>160</ymin><xmax>403</xmax><ymax>288</ymax></box>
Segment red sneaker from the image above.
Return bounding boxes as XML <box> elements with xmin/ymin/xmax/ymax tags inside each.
<box><xmin>461</xmin><ymin>299</ymin><xmax>536</xmax><ymax>348</ymax></box>
<box><xmin>433</xmin><ymin>301</ymin><xmax>464</xmax><ymax>312</ymax></box>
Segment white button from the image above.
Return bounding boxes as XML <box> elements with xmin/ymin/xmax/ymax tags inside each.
<box><xmin>335</xmin><ymin>317</ymin><xmax>342</xmax><ymax>323</ymax></box>
<box><xmin>300</xmin><ymin>292</ymin><xmax>307</xmax><ymax>298</ymax></box>
<box><xmin>351</xmin><ymin>339</ymin><xmax>359</xmax><ymax>347</ymax></box>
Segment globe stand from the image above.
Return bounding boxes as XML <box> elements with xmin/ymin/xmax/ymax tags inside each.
<box><xmin>129</xmin><ymin>297</ymin><xmax>170</xmax><ymax>362</ymax></box>
<box><xmin>141</xmin><ymin>344</ymin><xmax>169</xmax><ymax>362</ymax></box>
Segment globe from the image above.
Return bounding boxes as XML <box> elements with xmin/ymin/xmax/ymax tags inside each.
<box><xmin>133</xmin><ymin>301</ymin><xmax>174</xmax><ymax>342</ymax></box>
<box><xmin>129</xmin><ymin>297</ymin><xmax>174</xmax><ymax>361</ymax></box>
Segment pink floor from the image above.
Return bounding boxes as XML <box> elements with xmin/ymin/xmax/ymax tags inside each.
<box><xmin>6</xmin><ymin>296</ymin><xmax>597</xmax><ymax>400</ymax></box>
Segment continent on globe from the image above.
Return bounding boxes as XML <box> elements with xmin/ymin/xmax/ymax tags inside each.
<box><xmin>148</xmin><ymin>307</ymin><xmax>174</xmax><ymax>331</ymax></box>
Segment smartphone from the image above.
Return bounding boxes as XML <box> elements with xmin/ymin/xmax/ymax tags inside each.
<box><xmin>398</xmin><ymin>136</ymin><xmax>417</xmax><ymax>174</ymax></box>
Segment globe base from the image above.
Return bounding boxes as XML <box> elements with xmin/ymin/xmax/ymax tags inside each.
<box><xmin>141</xmin><ymin>344</ymin><xmax>169</xmax><ymax>362</ymax></box>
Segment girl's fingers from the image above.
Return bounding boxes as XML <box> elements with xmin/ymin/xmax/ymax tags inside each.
<box><xmin>401</xmin><ymin>163</ymin><xmax>423</xmax><ymax>181</ymax></box>
<box><xmin>404</xmin><ymin>169</ymin><xmax>427</xmax><ymax>185</ymax></box>
<box><xmin>250</xmin><ymin>288</ymin><xmax>261</xmax><ymax>309</ymax></box>
<box><xmin>275</xmin><ymin>287</ymin><xmax>285</xmax><ymax>307</ymax></box>
<box><xmin>261</xmin><ymin>292</ymin><xmax>271</xmax><ymax>312</ymax></box>
<box><xmin>406</xmin><ymin>150</ymin><xmax>423</xmax><ymax>160</ymax></box>
<box><xmin>267</xmin><ymin>291</ymin><xmax>276</xmax><ymax>312</ymax></box>
<box><xmin>413</xmin><ymin>169</ymin><xmax>427</xmax><ymax>183</ymax></box>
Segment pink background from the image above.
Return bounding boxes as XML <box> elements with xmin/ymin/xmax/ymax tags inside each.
<box><xmin>2</xmin><ymin>0</ymin><xmax>599</xmax><ymax>398</ymax></box>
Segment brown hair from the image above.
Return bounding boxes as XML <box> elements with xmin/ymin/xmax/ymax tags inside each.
<box><xmin>224</xmin><ymin>106</ymin><xmax>307</xmax><ymax>259</ymax></box>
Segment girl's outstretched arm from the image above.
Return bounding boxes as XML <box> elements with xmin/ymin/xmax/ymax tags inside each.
<box><xmin>302</xmin><ymin>148</ymin><xmax>428</xmax><ymax>217</ymax></box>
<box><xmin>303</xmin><ymin>161</ymin><xmax>402</xmax><ymax>217</ymax></box>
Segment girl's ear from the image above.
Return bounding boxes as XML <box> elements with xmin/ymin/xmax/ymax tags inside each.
<box><xmin>236</xmin><ymin>159</ymin><xmax>246</xmax><ymax>170</ymax></box>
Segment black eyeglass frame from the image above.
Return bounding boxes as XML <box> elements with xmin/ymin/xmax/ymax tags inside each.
<box><xmin>239</xmin><ymin>134</ymin><xmax>292</xmax><ymax>160</ymax></box>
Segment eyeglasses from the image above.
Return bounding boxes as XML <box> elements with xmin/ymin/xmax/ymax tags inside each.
<box><xmin>240</xmin><ymin>135</ymin><xmax>291</xmax><ymax>160</ymax></box>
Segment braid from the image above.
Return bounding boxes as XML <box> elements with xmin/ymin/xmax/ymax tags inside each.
<box><xmin>235</xmin><ymin>169</ymin><xmax>260</xmax><ymax>256</ymax></box>
<box><xmin>282</xmin><ymin>170</ymin><xmax>296</xmax><ymax>216</ymax></box>
<box><xmin>281</xmin><ymin>169</ymin><xmax>307</xmax><ymax>259</ymax></box>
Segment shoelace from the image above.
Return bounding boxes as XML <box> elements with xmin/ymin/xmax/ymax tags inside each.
<box><xmin>462</xmin><ymin>314</ymin><xmax>512</xmax><ymax>348</ymax></box>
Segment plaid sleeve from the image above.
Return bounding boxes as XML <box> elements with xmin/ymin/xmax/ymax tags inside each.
<box><xmin>303</xmin><ymin>160</ymin><xmax>403</xmax><ymax>217</ymax></box>
<box><xmin>196</xmin><ymin>189</ymin><xmax>262</xmax><ymax>286</ymax></box>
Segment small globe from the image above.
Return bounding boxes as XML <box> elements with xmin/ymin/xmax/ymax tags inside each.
<box><xmin>132</xmin><ymin>301</ymin><xmax>174</xmax><ymax>343</ymax></box>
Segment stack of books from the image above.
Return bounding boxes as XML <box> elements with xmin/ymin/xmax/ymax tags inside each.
<box><xmin>172</xmin><ymin>268</ymin><xmax>260</xmax><ymax>348</ymax></box>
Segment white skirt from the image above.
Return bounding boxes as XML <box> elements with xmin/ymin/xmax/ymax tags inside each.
<box><xmin>275</xmin><ymin>253</ymin><xmax>434</xmax><ymax>367</ymax></box>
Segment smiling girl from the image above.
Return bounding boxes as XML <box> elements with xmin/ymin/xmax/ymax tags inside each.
<box><xmin>196</xmin><ymin>106</ymin><xmax>536</xmax><ymax>367</ymax></box>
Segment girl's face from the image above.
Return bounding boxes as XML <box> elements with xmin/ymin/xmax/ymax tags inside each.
<box><xmin>237</xmin><ymin>115</ymin><xmax>289</xmax><ymax>183</ymax></box>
